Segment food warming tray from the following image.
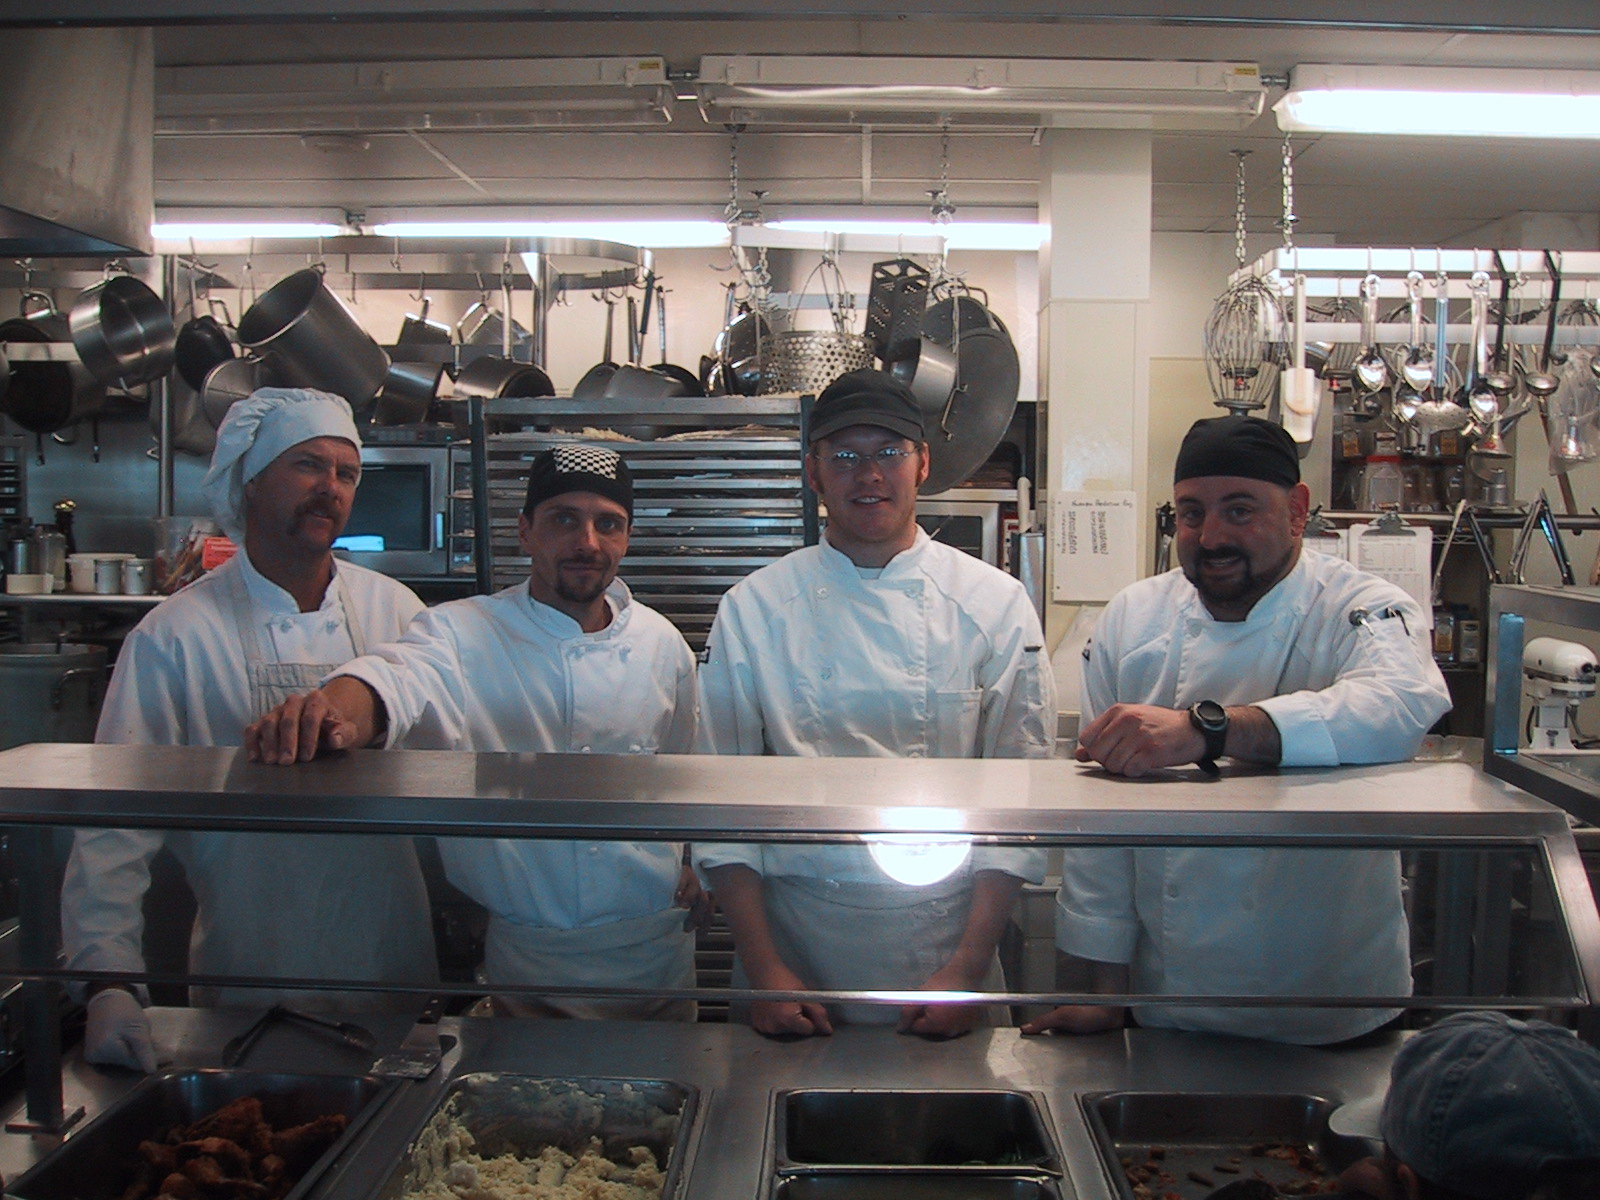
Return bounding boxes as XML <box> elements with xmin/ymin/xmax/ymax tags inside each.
<box><xmin>774</xmin><ymin>1090</ymin><xmax>1060</xmax><ymax>1174</ymax></box>
<box><xmin>773</xmin><ymin>1175</ymin><xmax>1064</xmax><ymax>1200</ymax></box>
<box><xmin>371</xmin><ymin>1072</ymin><xmax>699</xmax><ymax>1200</ymax></box>
<box><xmin>7</xmin><ymin>1069</ymin><xmax>393</xmax><ymax>1200</ymax></box>
<box><xmin>1081</xmin><ymin>1092</ymin><xmax>1377</xmax><ymax>1200</ymax></box>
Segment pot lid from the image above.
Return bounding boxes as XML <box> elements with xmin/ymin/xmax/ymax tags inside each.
<box><xmin>919</xmin><ymin>325</ymin><xmax>1019</xmax><ymax>496</ymax></box>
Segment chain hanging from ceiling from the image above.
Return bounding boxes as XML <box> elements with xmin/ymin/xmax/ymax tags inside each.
<box><xmin>1202</xmin><ymin>148</ymin><xmax>1286</xmax><ymax>415</ymax></box>
<box><xmin>721</xmin><ymin>124</ymin><xmax>772</xmax><ymax>312</ymax></box>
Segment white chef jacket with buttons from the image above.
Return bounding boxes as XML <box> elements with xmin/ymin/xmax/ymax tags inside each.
<box><xmin>61</xmin><ymin>553</ymin><xmax>436</xmax><ymax>1010</ymax></box>
<box><xmin>694</xmin><ymin>532</ymin><xmax>1055</xmax><ymax>1012</ymax></box>
<box><xmin>333</xmin><ymin>577</ymin><xmax>697</xmax><ymax>1011</ymax></box>
<box><xmin>1056</xmin><ymin>549</ymin><xmax>1452</xmax><ymax>1044</ymax></box>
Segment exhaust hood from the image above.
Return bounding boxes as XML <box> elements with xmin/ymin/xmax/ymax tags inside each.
<box><xmin>0</xmin><ymin>27</ymin><xmax>154</xmax><ymax>257</ymax></box>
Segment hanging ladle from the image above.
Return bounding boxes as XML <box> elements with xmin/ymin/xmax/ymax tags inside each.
<box><xmin>1485</xmin><ymin>251</ymin><xmax>1518</xmax><ymax>401</ymax></box>
<box><xmin>1352</xmin><ymin>273</ymin><xmax>1389</xmax><ymax>396</ymax></box>
<box><xmin>1522</xmin><ymin>250</ymin><xmax>1564</xmax><ymax>401</ymax></box>
<box><xmin>1400</xmin><ymin>271</ymin><xmax>1434</xmax><ymax>392</ymax></box>
<box><xmin>1464</xmin><ymin>272</ymin><xmax>1499</xmax><ymax>424</ymax></box>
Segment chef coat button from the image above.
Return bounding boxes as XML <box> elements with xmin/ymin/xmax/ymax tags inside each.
<box><xmin>907</xmin><ymin>748</ymin><xmax>923</xmax><ymax>758</ymax></box>
<box><xmin>1186</xmin><ymin>620</ymin><xmax>1202</xmax><ymax>636</ymax></box>
<box><xmin>821</xmin><ymin>667</ymin><xmax>833</xmax><ymax>680</ymax></box>
<box><xmin>1166</xmin><ymin>884</ymin><xmax>1179</xmax><ymax>898</ymax></box>
<box><xmin>817</xmin><ymin>587</ymin><xmax>829</xmax><ymax>598</ymax></box>
<box><xmin>579</xmin><ymin>745</ymin><xmax>591</xmax><ymax>753</ymax></box>
<box><xmin>588</xmin><ymin>845</ymin><xmax>599</xmax><ymax>855</ymax></box>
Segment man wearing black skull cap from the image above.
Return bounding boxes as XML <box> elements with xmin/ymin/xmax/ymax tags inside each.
<box><xmin>246</xmin><ymin>445</ymin><xmax>701</xmax><ymax>1020</ymax></box>
<box><xmin>1025</xmin><ymin>415</ymin><xmax>1451</xmax><ymax>1045</ymax></box>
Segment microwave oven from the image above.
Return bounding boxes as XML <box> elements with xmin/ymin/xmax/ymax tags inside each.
<box><xmin>333</xmin><ymin>440</ymin><xmax>474</xmax><ymax>578</ymax></box>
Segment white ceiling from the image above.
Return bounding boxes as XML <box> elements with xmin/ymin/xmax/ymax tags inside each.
<box><xmin>143</xmin><ymin>16</ymin><xmax>1600</xmax><ymax>249</ymax></box>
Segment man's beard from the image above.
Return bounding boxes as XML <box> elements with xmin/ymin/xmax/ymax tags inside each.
<box><xmin>554</xmin><ymin>560</ymin><xmax>610</xmax><ymax>605</ymax></box>
<box><xmin>1184</xmin><ymin>544</ymin><xmax>1293</xmax><ymax>609</ymax></box>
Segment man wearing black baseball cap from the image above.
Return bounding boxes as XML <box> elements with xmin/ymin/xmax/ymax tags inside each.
<box><xmin>1025</xmin><ymin>414</ymin><xmax>1451</xmax><ymax>1045</ymax></box>
<box><xmin>246</xmin><ymin>444</ymin><xmax>703</xmax><ymax>1020</ymax></box>
<box><xmin>695</xmin><ymin>369</ymin><xmax>1056</xmax><ymax>1040</ymax></box>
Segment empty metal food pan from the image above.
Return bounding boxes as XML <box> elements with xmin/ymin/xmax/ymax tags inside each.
<box><xmin>372</xmin><ymin>1073</ymin><xmax>699</xmax><ymax>1200</ymax></box>
<box><xmin>774</xmin><ymin>1173</ymin><xmax>1064</xmax><ymax>1200</ymax></box>
<box><xmin>776</xmin><ymin>1090</ymin><xmax>1059</xmax><ymax>1173</ymax></box>
<box><xmin>8</xmin><ymin>1069</ymin><xmax>392</xmax><ymax>1200</ymax></box>
<box><xmin>1081</xmin><ymin>1092</ymin><xmax>1375</xmax><ymax>1200</ymax></box>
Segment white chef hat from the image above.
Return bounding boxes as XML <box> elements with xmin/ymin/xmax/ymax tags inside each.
<box><xmin>200</xmin><ymin>387</ymin><xmax>361</xmax><ymax>542</ymax></box>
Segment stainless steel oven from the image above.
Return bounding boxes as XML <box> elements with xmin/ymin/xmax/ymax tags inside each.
<box><xmin>334</xmin><ymin>433</ymin><xmax>473</xmax><ymax>579</ymax></box>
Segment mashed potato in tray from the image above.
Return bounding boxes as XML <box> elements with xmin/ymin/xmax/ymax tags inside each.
<box><xmin>399</xmin><ymin>1096</ymin><xmax>668</xmax><ymax>1200</ymax></box>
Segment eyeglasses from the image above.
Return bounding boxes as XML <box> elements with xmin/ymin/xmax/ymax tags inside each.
<box><xmin>817</xmin><ymin>446</ymin><xmax>916</xmax><ymax>472</ymax></box>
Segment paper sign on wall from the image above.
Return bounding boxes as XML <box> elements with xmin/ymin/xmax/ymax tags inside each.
<box><xmin>1051</xmin><ymin>491</ymin><xmax>1138</xmax><ymax>603</ymax></box>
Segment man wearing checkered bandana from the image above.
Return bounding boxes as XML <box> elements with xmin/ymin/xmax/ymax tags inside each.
<box><xmin>246</xmin><ymin>445</ymin><xmax>701</xmax><ymax>1020</ymax></box>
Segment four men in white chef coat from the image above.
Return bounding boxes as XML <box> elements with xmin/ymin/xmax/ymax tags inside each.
<box><xmin>693</xmin><ymin>369</ymin><xmax>1057</xmax><ymax>1038</ymax></box>
<box><xmin>1024</xmin><ymin>414</ymin><xmax>1452</xmax><ymax>1044</ymax></box>
<box><xmin>245</xmin><ymin>445</ymin><xmax>701</xmax><ymax>1020</ymax></box>
<box><xmin>61</xmin><ymin>387</ymin><xmax>438</xmax><ymax>1072</ymax></box>
<box><xmin>60</xmin><ymin>386</ymin><xmax>1447</xmax><ymax>1047</ymax></box>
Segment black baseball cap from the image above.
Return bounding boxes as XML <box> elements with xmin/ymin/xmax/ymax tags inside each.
<box><xmin>1174</xmin><ymin>414</ymin><xmax>1300</xmax><ymax>487</ymax></box>
<box><xmin>809</xmin><ymin>369</ymin><xmax>926</xmax><ymax>444</ymax></box>
<box><xmin>523</xmin><ymin>444</ymin><xmax>633</xmax><ymax>518</ymax></box>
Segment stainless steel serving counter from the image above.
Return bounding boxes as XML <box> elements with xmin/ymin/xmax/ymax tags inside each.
<box><xmin>0</xmin><ymin>1010</ymin><xmax>1401</xmax><ymax>1200</ymax></box>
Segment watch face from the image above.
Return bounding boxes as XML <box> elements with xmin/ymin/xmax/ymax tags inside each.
<box><xmin>1194</xmin><ymin>699</ymin><xmax>1227</xmax><ymax>729</ymax></box>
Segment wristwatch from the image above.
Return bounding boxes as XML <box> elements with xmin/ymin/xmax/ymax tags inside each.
<box><xmin>1188</xmin><ymin>700</ymin><xmax>1229</xmax><ymax>777</ymax></box>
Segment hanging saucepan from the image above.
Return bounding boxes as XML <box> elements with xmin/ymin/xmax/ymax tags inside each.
<box><xmin>713</xmin><ymin>303</ymin><xmax>774</xmax><ymax>396</ymax></box>
<box><xmin>174</xmin><ymin>298</ymin><xmax>238</xmax><ymax>393</ymax></box>
<box><xmin>200</xmin><ymin>356</ymin><xmax>273</xmax><ymax>431</ymax></box>
<box><xmin>237</xmin><ymin>268</ymin><xmax>389</xmax><ymax>410</ymax></box>
<box><xmin>885</xmin><ymin>336</ymin><xmax>958</xmax><ymax>416</ymax></box>
<box><xmin>373</xmin><ymin>360</ymin><xmax>446</xmax><ymax>426</ymax></box>
<box><xmin>918</xmin><ymin>324</ymin><xmax>1021</xmax><ymax>495</ymax></box>
<box><xmin>69</xmin><ymin>274</ymin><xmax>176</xmax><ymax>390</ymax></box>
<box><xmin>458</xmin><ymin>298</ymin><xmax>534</xmax><ymax>354</ymax></box>
<box><xmin>572</xmin><ymin>295</ymin><xmax>620</xmax><ymax>401</ymax></box>
<box><xmin>396</xmin><ymin>295</ymin><xmax>452</xmax><ymax>347</ymax></box>
<box><xmin>605</xmin><ymin>294</ymin><xmax>689</xmax><ymax>403</ymax></box>
<box><xmin>453</xmin><ymin>356</ymin><xmax>555</xmax><ymax>401</ymax></box>
<box><xmin>0</xmin><ymin>294</ymin><xmax>106</xmax><ymax>435</ymax></box>
<box><xmin>649</xmin><ymin>286</ymin><xmax>705</xmax><ymax>396</ymax></box>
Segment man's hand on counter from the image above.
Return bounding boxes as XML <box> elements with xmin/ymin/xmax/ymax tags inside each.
<box><xmin>1075</xmin><ymin>702</ymin><xmax>1280</xmax><ymax>777</ymax></box>
<box><xmin>748</xmin><ymin>962</ymin><xmax>835</xmax><ymax>1040</ymax></box>
<box><xmin>898</xmin><ymin>961</ymin><xmax>987</xmax><ymax>1040</ymax></box>
<box><xmin>83</xmin><ymin>986</ymin><xmax>157</xmax><ymax>1073</ymax></box>
<box><xmin>1019</xmin><ymin>1004</ymin><xmax>1126</xmax><ymax>1037</ymax></box>
<box><xmin>245</xmin><ymin>677</ymin><xmax>385</xmax><ymax>764</ymax></box>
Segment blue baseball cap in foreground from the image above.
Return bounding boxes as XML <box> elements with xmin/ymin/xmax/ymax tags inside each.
<box><xmin>1380</xmin><ymin>1011</ymin><xmax>1600</xmax><ymax>1200</ymax></box>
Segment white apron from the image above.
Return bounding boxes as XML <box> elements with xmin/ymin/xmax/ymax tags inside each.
<box><xmin>485</xmin><ymin>907</ymin><xmax>696</xmax><ymax>1022</ymax></box>
<box><xmin>734</xmin><ymin>875</ymin><xmax>1008</xmax><ymax>1027</ymax></box>
<box><xmin>173</xmin><ymin>568</ymin><xmax>437</xmax><ymax>1011</ymax></box>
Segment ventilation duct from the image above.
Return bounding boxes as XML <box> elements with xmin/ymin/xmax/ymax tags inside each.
<box><xmin>0</xmin><ymin>27</ymin><xmax>154</xmax><ymax>257</ymax></box>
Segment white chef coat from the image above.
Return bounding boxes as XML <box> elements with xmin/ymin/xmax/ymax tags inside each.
<box><xmin>694</xmin><ymin>532</ymin><xmax>1055</xmax><ymax>1020</ymax></box>
<box><xmin>1056</xmin><ymin>549</ymin><xmax>1452</xmax><ymax>1044</ymax></box>
<box><xmin>61</xmin><ymin>552</ymin><xmax>437</xmax><ymax>1011</ymax></box>
<box><xmin>334</xmin><ymin>577</ymin><xmax>698</xmax><ymax>1018</ymax></box>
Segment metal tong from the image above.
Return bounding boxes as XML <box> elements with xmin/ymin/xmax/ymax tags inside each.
<box><xmin>221</xmin><ymin>1004</ymin><xmax>376</xmax><ymax>1068</ymax></box>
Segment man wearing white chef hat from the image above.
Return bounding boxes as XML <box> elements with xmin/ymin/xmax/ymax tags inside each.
<box><xmin>694</xmin><ymin>369</ymin><xmax>1057</xmax><ymax>1039</ymax></box>
<box><xmin>244</xmin><ymin>444</ymin><xmax>702</xmax><ymax>1021</ymax></box>
<box><xmin>61</xmin><ymin>387</ymin><xmax>437</xmax><ymax>1072</ymax></box>
<box><xmin>1024</xmin><ymin>414</ymin><xmax>1451</xmax><ymax>1045</ymax></box>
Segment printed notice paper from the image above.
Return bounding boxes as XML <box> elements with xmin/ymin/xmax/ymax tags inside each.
<box><xmin>1051</xmin><ymin>491</ymin><xmax>1138</xmax><ymax>603</ymax></box>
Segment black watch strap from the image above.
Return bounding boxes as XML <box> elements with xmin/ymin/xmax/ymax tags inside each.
<box><xmin>1188</xmin><ymin>700</ymin><xmax>1228</xmax><ymax>776</ymax></box>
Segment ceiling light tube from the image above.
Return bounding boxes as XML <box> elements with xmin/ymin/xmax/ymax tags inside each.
<box><xmin>153</xmin><ymin>222</ymin><xmax>346</xmax><ymax>241</ymax></box>
<box><xmin>1276</xmin><ymin>64</ymin><xmax>1600</xmax><ymax>138</ymax></box>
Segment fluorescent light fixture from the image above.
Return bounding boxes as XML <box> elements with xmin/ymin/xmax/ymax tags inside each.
<box><xmin>372</xmin><ymin>220</ymin><xmax>731</xmax><ymax>248</ymax></box>
<box><xmin>152</xmin><ymin>222</ymin><xmax>345</xmax><ymax>240</ymax></box>
<box><xmin>1276</xmin><ymin>65</ymin><xmax>1600</xmax><ymax>138</ymax></box>
<box><xmin>769</xmin><ymin>220</ymin><xmax>1043</xmax><ymax>251</ymax></box>
<box><xmin>699</xmin><ymin>56</ymin><xmax>1264</xmax><ymax>130</ymax></box>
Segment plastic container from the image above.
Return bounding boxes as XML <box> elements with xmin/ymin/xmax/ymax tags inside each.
<box><xmin>1361</xmin><ymin>454</ymin><xmax>1404</xmax><ymax>511</ymax></box>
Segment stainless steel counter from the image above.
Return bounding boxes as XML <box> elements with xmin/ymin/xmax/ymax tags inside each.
<box><xmin>0</xmin><ymin>1010</ymin><xmax>1400</xmax><ymax>1200</ymax></box>
<box><xmin>0</xmin><ymin>741</ymin><xmax>1572</xmax><ymax>843</ymax></box>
